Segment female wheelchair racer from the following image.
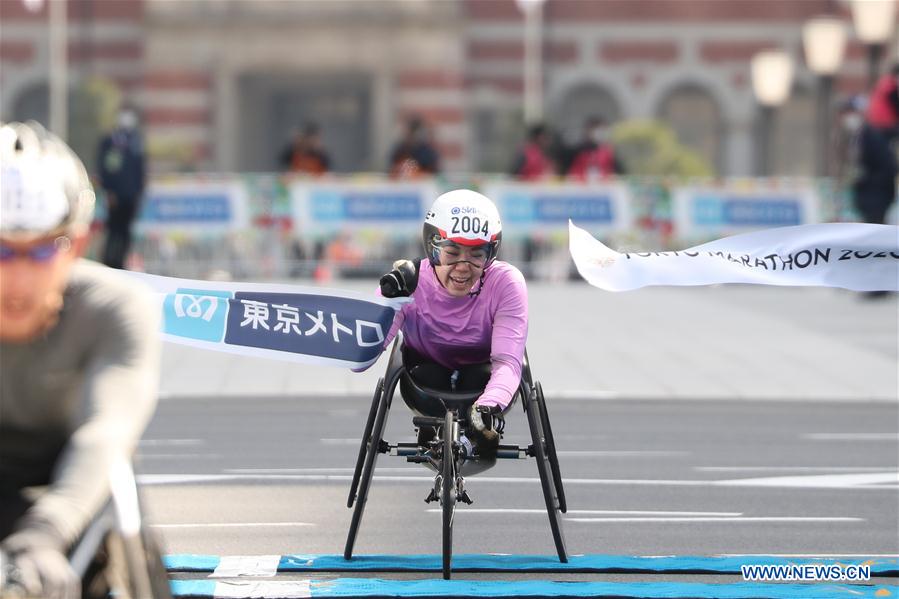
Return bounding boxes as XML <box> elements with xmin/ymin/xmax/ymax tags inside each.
<box><xmin>345</xmin><ymin>190</ymin><xmax>567</xmax><ymax>579</ymax></box>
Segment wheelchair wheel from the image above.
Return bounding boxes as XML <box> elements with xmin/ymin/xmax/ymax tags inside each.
<box><xmin>344</xmin><ymin>378</ymin><xmax>390</xmax><ymax>560</ymax></box>
<box><xmin>348</xmin><ymin>378</ymin><xmax>384</xmax><ymax>508</ymax></box>
<box><xmin>526</xmin><ymin>388</ymin><xmax>569</xmax><ymax>563</ymax></box>
<box><xmin>441</xmin><ymin>410</ymin><xmax>455</xmax><ymax>580</ymax></box>
<box><xmin>536</xmin><ymin>382</ymin><xmax>566</xmax><ymax>513</ymax></box>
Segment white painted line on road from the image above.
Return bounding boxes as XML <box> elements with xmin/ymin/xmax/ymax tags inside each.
<box><xmin>223</xmin><ymin>468</ymin><xmax>416</xmax><ymax>474</ymax></box>
<box><xmin>213</xmin><ymin>580</ymin><xmax>310</xmax><ymax>599</ymax></box>
<box><xmin>139</xmin><ymin>438</ymin><xmax>205</xmax><ymax>447</ymax></box>
<box><xmin>211</xmin><ymin>555</ymin><xmax>281</xmax><ymax>578</ymax></box>
<box><xmin>558</xmin><ymin>450</ymin><xmax>688</xmax><ymax>457</ymax></box>
<box><xmin>567</xmin><ymin>517</ymin><xmax>864</xmax><ymax>523</ymax></box>
<box><xmin>715</xmin><ymin>471</ymin><xmax>899</xmax><ymax>488</ymax></box>
<box><xmin>136</xmin><ymin>471</ymin><xmax>899</xmax><ymax>489</ymax></box>
<box><xmin>319</xmin><ymin>438</ymin><xmax>359</xmax><ymax>445</ymax></box>
<box><xmin>152</xmin><ymin>522</ymin><xmax>314</xmax><ymax>529</ymax></box>
<box><xmin>137</xmin><ymin>453</ymin><xmax>222</xmax><ymax>459</ymax></box>
<box><xmin>803</xmin><ymin>433</ymin><xmax>899</xmax><ymax>441</ymax></box>
<box><xmin>551</xmin><ymin>390</ymin><xmax>620</xmax><ymax>400</ymax></box>
<box><xmin>426</xmin><ymin>509</ymin><xmax>744</xmax><ymax>516</ymax></box>
<box><xmin>696</xmin><ymin>466</ymin><xmax>895</xmax><ymax>472</ymax></box>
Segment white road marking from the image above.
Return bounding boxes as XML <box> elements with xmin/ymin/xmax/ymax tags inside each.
<box><xmin>224</xmin><ymin>467</ymin><xmax>415</xmax><ymax>474</ymax></box>
<box><xmin>136</xmin><ymin>471</ymin><xmax>899</xmax><ymax>489</ymax></box>
<box><xmin>152</xmin><ymin>522</ymin><xmax>314</xmax><ymax>529</ymax></box>
<box><xmin>426</xmin><ymin>509</ymin><xmax>743</xmax><ymax>516</ymax></box>
<box><xmin>138</xmin><ymin>438</ymin><xmax>204</xmax><ymax>447</ymax></box>
<box><xmin>567</xmin><ymin>517</ymin><xmax>864</xmax><ymax>523</ymax></box>
<box><xmin>695</xmin><ymin>466</ymin><xmax>895</xmax><ymax>472</ymax></box>
<box><xmin>319</xmin><ymin>438</ymin><xmax>359</xmax><ymax>445</ymax></box>
<box><xmin>211</xmin><ymin>555</ymin><xmax>281</xmax><ymax>578</ymax></box>
<box><xmin>558</xmin><ymin>450</ymin><xmax>688</xmax><ymax>457</ymax></box>
<box><xmin>715</xmin><ymin>472</ymin><xmax>899</xmax><ymax>488</ymax></box>
<box><xmin>136</xmin><ymin>453</ymin><xmax>222</xmax><ymax>459</ymax></box>
<box><xmin>803</xmin><ymin>433</ymin><xmax>899</xmax><ymax>441</ymax></box>
<box><xmin>213</xmin><ymin>580</ymin><xmax>310</xmax><ymax>599</ymax></box>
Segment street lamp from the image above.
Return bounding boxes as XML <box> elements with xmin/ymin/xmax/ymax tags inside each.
<box><xmin>515</xmin><ymin>0</ymin><xmax>547</xmax><ymax>125</ymax></box>
<box><xmin>851</xmin><ymin>0</ymin><xmax>897</xmax><ymax>88</ymax></box>
<box><xmin>803</xmin><ymin>16</ymin><xmax>847</xmax><ymax>176</ymax></box>
<box><xmin>48</xmin><ymin>0</ymin><xmax>68</xmax><ymax>140</ymax></box>
<box><xmin>751</xmin><ymin>50</ymin><xmax>795</xmax><ymax>176</ymax></box>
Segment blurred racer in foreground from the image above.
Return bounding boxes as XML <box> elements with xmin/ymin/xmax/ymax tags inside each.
<box><xmin>0</xmin><ymin>122</ymin><xmax>161</xmax><ymax>598</ymax></box>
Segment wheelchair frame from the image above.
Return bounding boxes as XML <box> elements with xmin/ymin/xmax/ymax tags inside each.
<box><xmin>2</xmin><ymin>460</ymin><xmax>171</xmax><ymax>599</ymax></box>
<box><xmin>343</xmin><ymin>336</ymin><xmax>568</xmax><ymax>580</ymax></box>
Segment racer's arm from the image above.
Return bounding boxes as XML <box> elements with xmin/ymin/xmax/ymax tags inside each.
<box><xmin>478</xmin><ymin>269</ymin><xmax>528</xmax><ymax>411</ymax></box>
<box><xmin>352</xmin><ymin>260</ymin><xmax>417</xmax><ymax>372</ymax></box>
<box><xmin>2</xmin><ymin>288</ymin><xmax>161</xmax><ymax>555</ymax></box>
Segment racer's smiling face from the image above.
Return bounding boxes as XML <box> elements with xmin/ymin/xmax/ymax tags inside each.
<box><xmin>435</xmin><ymin>243</ymin><xmax>487</xmax><ymax>297</ymax></box>
<box><xmin>0</xmin><ymin>233</ymin><xmax>84</xmax><ymax>342</ymax></box>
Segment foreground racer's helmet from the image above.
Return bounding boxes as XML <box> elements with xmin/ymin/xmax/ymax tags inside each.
<box><xmin>0</xmin><ymin>121</ymin><xmax>95</xmax><ymax>241</ymax></box>
<box><xmin>422</xmin><ymin>189</ymin><xmax>502</xmax><ymax>267</ymax></box>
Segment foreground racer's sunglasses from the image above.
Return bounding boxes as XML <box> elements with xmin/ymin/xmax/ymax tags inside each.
<box><xmin>437</xmin><ymin>241</ymin><xmax>489</xmax><ymax>267</ymax></box>
<box><xmin>0</xmin><ymin>237</ymin><xmax>71</xmax><ymax>263</ymax></box>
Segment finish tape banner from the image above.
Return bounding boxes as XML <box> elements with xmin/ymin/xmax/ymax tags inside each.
<box><xmin>126</xmin><ymin>272</ymin><xmax>407</xmax><ymax>368</ymax></box>
<box><xmin>569</xmin><ymin>221</ymin><xmax>899</xmax><ymax>292</ymax></box>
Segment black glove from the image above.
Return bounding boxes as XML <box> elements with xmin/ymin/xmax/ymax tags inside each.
<box><xmin>379</xmin><ymin>259</ymin><xmax>419</xmax><ymax>298</ymax></box>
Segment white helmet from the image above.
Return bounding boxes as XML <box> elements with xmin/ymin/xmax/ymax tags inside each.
<box><xmin>0</xmin><ymin>121</ymin><xmax>95</xmax><ymax>241</ymax></box>
<box><xmin>422</xmin><ymin>189</ymin><xmax>502</xmax><ymax>267</ymax></box>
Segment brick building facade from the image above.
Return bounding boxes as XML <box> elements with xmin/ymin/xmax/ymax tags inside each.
<box><xmin>1</xmin><ymin>0</ymin><xmax>894</xmax><ymax>176</ymax></box>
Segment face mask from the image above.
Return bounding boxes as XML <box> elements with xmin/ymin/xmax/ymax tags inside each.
<box><xmin>118</xmin><ymin>111</ymin><xmax>137</xmax><ymax>130</ymax></box>
<box><xmin>842</xmin><ymin>113</ymin><xmax>862</xmax><ymax>132</ymax></box>
<box><xmin>590</xmin><ymin>128</ymin><xmax>608</xmax><ymax>144</ymax></box>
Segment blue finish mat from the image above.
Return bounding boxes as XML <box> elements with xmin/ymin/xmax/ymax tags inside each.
<box><xmin>164</xmin><ymin>553</ymin><xmax>899</xmax><ymax>575</ymax></box>
<box><xmin>170</xmin><ymin>578</ymin><xmax>898</xmax><ymax>598</ymax></box>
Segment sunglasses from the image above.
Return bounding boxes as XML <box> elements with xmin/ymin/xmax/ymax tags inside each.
<box><xmin>0</xmin><ymin>237</ymin><xmax>71</xmax><ymax>263</ymax></box>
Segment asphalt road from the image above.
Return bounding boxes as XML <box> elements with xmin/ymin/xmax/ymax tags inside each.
<box><xmin>138</xmin><ymin>395</ymin><xmax>898</xmax><ymax>563</ymax></box>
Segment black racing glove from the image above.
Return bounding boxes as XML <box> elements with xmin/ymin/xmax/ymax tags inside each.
<box><xmin>379</xmin><ymin>259</ymin><xmax>420</xmax><ymax>298</ymax></box>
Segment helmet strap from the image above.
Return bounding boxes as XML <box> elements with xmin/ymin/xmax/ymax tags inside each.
<box><xmin>467</xmin><ymin>266</ymin><xmax>488</xmax><ymax>298</ymax></box>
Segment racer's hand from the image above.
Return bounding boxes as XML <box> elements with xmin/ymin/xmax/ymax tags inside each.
<box><xmin>379</xmin><ymin>259</ymin><xmax>419</xmax><ymax>298</ymax></box>
<box><xmin>4</xmin><ymin>548</ymin><xmax>79</xmax><ymax>599</ymax></box>
<box><xmin>475</xmin><ymin>403</ymin><xmax>502</xmax><ymax>416</ymax></box>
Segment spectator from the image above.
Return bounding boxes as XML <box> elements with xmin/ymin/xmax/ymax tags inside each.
<box><xmin>510</xmin><ymin>123</ymin><xmax>556</xmax><ymax>181</ymax></box>
<box><xmin>389</xmin><ymin>116</ymin><xmax>440</xmax><ymax>179</ymax></box>
<box><xmin>97</xmin><ymin>106</ymin><xmax>146</xmax><ymax>270</ymax></box>
<box><xmin>566</xmin><ymin>116</ymin><xmax>625</xmax><ymax>182</ymax></box>
<box><xmin>280</xmin><ymin>122</ymin><xmax>331</xmax><ymax>176</ymax></box>
<box><xmin>839</xmin><ymin>96</ymin><xmax>897</xmax><ymax>298</ymax></box>
<box><xmin>865</xmin><ymin>64</ymin><xmax>899</xmax><ymax>143</ymax></box>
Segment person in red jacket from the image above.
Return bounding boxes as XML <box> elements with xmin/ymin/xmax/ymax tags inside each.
<box><xmin>510</xmin><ymin>123</ymin><xmax>556</xmax><ymax>181</ymax></box>
<box><xmin>566</xmin><ymin>116</ymin><xmax>625</xmax><ymax>182</ymax></box>
<box><xmin>866</xmin><ymin>64</ymin><xmax>899</xmax><ymax>142</ymax></box>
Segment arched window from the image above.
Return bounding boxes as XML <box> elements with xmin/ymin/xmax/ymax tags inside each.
<box><xmin>11</xmin><ymin>81</ymin><xmax>50</xmax><ymax>124</ymax></box>
<box><xmin>768</xmin><ymin>86</ymin><xmax>815</xmax><ymax>176</ymax></box>
<box><xmin>657</xmin><ymin>84</ymin><xmax>723</xmax><ymax>175</ymax></box>
<box><xmin>553</xmin><ymin>83</ymin><xmax>621</xmax><ymax>145</ymax></box>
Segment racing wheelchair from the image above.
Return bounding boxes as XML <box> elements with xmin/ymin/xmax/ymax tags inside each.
<box><xmin>344</xmin><ymin>334</ymin><xmax>567</xmax><ymax>579</ymax></box>
<box><xmin>1</xmin><ymin>459</ymin><xmax>171</xmax><ymax>599</ymax></box>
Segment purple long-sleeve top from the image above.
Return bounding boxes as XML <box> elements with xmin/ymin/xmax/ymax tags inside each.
<box><xmin>383</xmin><ymin>259</ymin><xmax>529</xmax><ymax>409</ymax></box>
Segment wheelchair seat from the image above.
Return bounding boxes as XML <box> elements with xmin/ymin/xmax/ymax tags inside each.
<box><xmin>402</xmin><ymin>377</ymin><xmax>482</xmax><ymax>410</ymax></box>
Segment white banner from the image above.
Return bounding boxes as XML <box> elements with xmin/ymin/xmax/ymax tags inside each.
<box><xmin>126</xmin><ymin>272</ymin><xmax>408</xmax><ymax>369</ymax></box>
<box><xmin>569</xmin><ymin>221</ymin><xmax>899</xmax><ymax>292</ymax></box>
